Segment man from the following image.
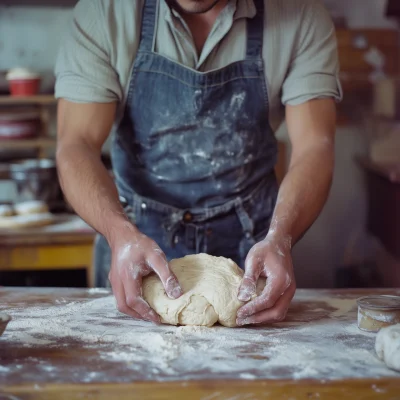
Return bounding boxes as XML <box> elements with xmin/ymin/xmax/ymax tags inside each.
<box><xmin>55</xmin><ymin>0</ymin><xmax>341</xmax><ymax>326</ymax></box>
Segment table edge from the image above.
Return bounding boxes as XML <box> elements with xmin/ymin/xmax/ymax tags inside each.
<box><xmin>1</xmin><ymin>378</ymin><xmax>400</xmax><ymax>399</ymax></box>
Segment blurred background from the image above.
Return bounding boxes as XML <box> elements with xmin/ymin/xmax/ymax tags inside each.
<box><xmin>0</xmin><ymin>0</ymin><xmax>398</xmax><ymax>289</ymax></box>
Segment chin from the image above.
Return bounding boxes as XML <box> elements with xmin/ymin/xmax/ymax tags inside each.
<box><xmin>168</xmin><ymin>0</ymin><xmax>222</xmax><ymax>14</ymax></box>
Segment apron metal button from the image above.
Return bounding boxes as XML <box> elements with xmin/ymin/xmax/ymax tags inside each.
<box><xmin>183</xmin><ymin>212</ymin><xmax>192</xmax><ymax>222</ymax></box>
<box><xmin>119</xmin><ymin>196</ymin><xmax>128</xmax><ymax>207</ymax></box>
<box><xmin>141</xmin><ymin>202</ymin><xmax>147</xmax><ymax>210</ymax></box>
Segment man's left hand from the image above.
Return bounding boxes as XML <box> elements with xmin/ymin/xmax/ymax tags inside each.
<box><xmin>236</xmin><ymin>236</ymin><xmax>296</xmax><ymax>326</ymax></box>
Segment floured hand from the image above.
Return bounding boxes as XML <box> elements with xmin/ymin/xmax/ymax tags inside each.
<box><xmin>236</xmin><ymin>235</ymin><xmax>296</xmax><ymax>325</ymax></box>
<box><xmin>108</xmin><ymin>227</ymin><xmax>183</xmax><ymax>323</ymax></box>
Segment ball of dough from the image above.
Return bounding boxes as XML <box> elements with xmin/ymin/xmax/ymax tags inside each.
<box><xmin>375</xmin><ymin>324</ymin><xmax>400</xmax><ymax>371</ymax></box>
<box><xmin>0</xmin><ymin>205</ymin><xmax>14</xmax><ymax>217</ymax></box>
<box><xmin>14</xmin><ymin>200</ymin><xmax>49</xmax><ymax>215</ymax></box>
<box><xmin>143</xmin><ymin>254</ymin><xmax>265</xmax><ymax>327</ymax></box>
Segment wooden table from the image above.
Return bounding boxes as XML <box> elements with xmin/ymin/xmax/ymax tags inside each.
<box><xmin>0</xmin><ymin>216</ymin><xmax>96</xmax><ymax>287</ymax></box>
<box><xmin>0</xmin><ymin>288</ymin><xmax>399</xmax><ymax>399</ymax></box>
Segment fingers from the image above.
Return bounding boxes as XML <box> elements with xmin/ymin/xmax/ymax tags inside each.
<box><xmin>110</xmin><ymin>235</ymin><xmax>177</xmax><ymax>323</ymax></box>
<box><xmin>237</xmin><ymin>254</ymin><xmax>262</xmax><ymax>302</ymax></box>
<box><xmin>237</xmin><ymin>284</ymin><xmax>295</xmax><ymax>326</ymax></box>
<box><xmin>237</xmin><ymin>269</ymin><xmax>293</xmax><ymax>321</ymax></box>
<box><xmin>110</xmin><ymin>272</ymin><xmax>142</xmax><ymax>320</ymax></box>
<box><xmin>147</xmin><ymin>251</ymin><xmax>183</xmax><ymax>300</ymax></box>
<box><xmin>122</xmin><ymin>266</ymin><xmax>161</xmax><ymax>323</ymax></box>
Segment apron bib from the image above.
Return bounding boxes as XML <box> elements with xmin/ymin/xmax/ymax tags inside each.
<box><xmin>95</xmin><ymin>0</ymin><xmax>278</xmax><ymax>286</ymax></box>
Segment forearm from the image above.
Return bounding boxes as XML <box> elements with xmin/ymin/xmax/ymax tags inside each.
<box><xmin>56</xmin><ymin>143</ymin><xmax>134</xmax><ymax>244</ymax></box>
<box><xmin>268</xmin><ymin>141</ymin><xmax>334</xmax><ymax>247</ymax></box>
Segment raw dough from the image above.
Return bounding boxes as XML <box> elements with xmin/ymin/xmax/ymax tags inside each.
<box><xmin>143</xmin><ymin>253</ymin><xmax>265</xmax><ymax>327</ymax></box>
<box><xmin>14</xmin><ymin>200</ymin><xmax>49</xmax><ymax>215</ymax></box>
<box><xmin>375</xmin><ymin>324</ymin><xmax>400</xmax><ymax>371</ymax></box>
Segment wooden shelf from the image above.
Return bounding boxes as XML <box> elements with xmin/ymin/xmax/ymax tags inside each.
<box><xmin>0</xmin><ymin>95</ymin><xmax>56</xmax><ymax>105</ymax></box>
<box><xmin>0</xmin><ymin>138</ymin><xmax>56</xmax><ymax>149</ymax></box>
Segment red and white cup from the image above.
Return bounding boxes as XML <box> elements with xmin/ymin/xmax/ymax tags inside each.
<box><xmin>6</xmin><ymin>68</ymin><xmax>41</xmax><ymax>96</ymax></box>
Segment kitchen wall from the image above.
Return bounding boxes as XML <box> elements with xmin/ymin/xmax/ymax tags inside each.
<box><xmin>0</xmin><ymin>0</ymin><xmax>398</xmax><ymax>286</ymax></box>
<box><xmin>0</xmin><ymin>7</ymin><xmax>71</xmax><ymax>75</ymax></box>
<box><xmin>324</xmin><ymin>0</ymin><xmax>396</xmax><ymax>28</ymax></box>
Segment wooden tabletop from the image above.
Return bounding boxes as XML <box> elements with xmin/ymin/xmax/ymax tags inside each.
<box><xmin>0</xmin><ymin>288</ymin><xmax>399</xmax><ymax>399</ymax></box>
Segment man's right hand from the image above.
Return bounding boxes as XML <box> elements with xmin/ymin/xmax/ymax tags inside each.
<box><xmin>56</xmin><ymin>100</ymin><xmax>182</xmax><ymax>322</ymax></box>
<box><xmin>108</xmin><ymin>227</ymin><xmax>183</xmax><ymax>323</ymax></box>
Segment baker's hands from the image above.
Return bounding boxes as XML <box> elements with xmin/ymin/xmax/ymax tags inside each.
<box><xmin>236</xmin><ymin>235</ymin><xmax>296</xmax><ymax>326</ymax></box>
<box><xmin>108</xmin><ymin>227</ymin><xmax>183</xmax><ymax>323</ymax></box>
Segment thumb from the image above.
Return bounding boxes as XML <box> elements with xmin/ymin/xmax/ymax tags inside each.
<box><xmin>147</xmin><ymin>252</ymin><xmax>183</xmax><ymax>300</ymax></box>
<box><xmin>238</xmin><ymin>255</ymin><xmax>260</xmax><ymax>302</ymax></box>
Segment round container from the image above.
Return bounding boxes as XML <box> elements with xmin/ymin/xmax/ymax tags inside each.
<box><xmin>9</xmin><ymin>159</ymin><xmax>64</xmax><ymax>211</ymax></box>
<box><xmin>6</xmin><ymin>68</ymin><xmax>41</xmax><ymax>96</ymax></box>
<box><xmin>357</xmin><ymin>295</ymin><xmax>400</xmax><ymax>332</ymax></box>
<box><xmin>9</xmin><ymin>78</ymin><xmax>41</xmax><ymax>96</ymax></box>
<box><xmin>0</xmin><ymin>109</ymin><xmax>40</xmax><ymax>140</ymax></box>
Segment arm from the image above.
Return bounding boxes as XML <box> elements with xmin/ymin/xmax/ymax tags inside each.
<box><xmin>237</xmin><ymin>98</ymin><xmax>336</xmax><ymax>325</ymax></box>
<box><xmin>57</xmin><ymin>100</ymin><xmax>124</xmax><ymax>238</ymax></box>
<box><xmin>56</xmin><ymin>100</ymin><xmax>182</xmax><ymax>322</ymax></box>
<box><xmin>268</xmin><ymin>98</ymin><xmax>336</xmax><ymax>245</ymax></box>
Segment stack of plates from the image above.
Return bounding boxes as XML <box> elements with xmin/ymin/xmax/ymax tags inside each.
<box><xmin>0</xmin><ymin>109</ymin><xmax>40</xmax><ymax>140</ymax></box>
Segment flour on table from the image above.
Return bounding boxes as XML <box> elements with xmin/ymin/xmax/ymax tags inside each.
<box><xmin>2</xmin><ymin>289</ymin><xmax>399</xmax><ymax>384</ymax></box>
<box><xmin>143</xmin><ymin>254</ymin><xmax>264</xmax><ymax>327</ymax></box>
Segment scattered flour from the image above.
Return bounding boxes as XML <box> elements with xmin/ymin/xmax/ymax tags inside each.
<box><xmin>87</xmin><ymin>288</ymin><xmax>111</xmax><ymax>295</ymax></box>
<box><xmin>1</xmin><ymin>289</ymin><xmax>399</xmax><ymax>384</ymax></box>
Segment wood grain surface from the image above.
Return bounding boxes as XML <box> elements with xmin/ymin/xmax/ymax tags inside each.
<box><xmin>0</xmin><ymin>288</ymin><xmax>399</xmax><ymax>399</ymax></box>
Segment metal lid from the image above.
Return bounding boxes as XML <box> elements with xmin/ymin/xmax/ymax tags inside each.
<box><xmin>357</xmin><ymin>295</ymin><xmax>400</xmax><ymax>310</ymax></box>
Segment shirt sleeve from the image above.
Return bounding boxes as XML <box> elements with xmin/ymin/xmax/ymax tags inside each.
<box><xmin>281</xmin><ymin>0</ymin><xmax>343</xmax><ymax>106</ymax></box>
<box><xmin>54</xmin><ymin>0</ymin><xmax>122</xmax><ymax>103</ymax></box>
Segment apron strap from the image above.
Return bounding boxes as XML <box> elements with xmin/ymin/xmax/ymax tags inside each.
<box><xmin>138</xmin><ymin>0</ymin><xmax>158</xmax><ymax>53</ymax></box>
<box><xmin>246</xmin><ymin>0</ymin><xmax>265</xmax><ymax>59</ymax></box>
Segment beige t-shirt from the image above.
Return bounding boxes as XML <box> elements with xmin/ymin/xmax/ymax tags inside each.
<box><xmin>55</xmin><ymin>0</ymin><xmax>342</xmax><ymax>128</ymax></box>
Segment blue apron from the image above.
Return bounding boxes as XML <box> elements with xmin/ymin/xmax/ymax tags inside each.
<box><xmin>95</xmin><ymin>0</ymin><xmax>278</xmax><ymax>287</ymax></box>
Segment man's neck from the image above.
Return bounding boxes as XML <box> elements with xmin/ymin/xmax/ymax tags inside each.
<box><xmin>182</xmin><ymin>0</ymin><xmax>229</xmax><ymax>55</ymax></box>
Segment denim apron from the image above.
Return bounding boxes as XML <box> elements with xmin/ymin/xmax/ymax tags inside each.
<box><xmin>95</xmin><ymin>0</ymin><xmax>278</xmax><ymax>287</ymax></box>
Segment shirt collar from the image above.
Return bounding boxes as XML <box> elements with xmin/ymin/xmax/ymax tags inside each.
<box><xmin>162</xmin><ymin>0</ymin><xmax>256</xmax><ymax>23</ymax></box>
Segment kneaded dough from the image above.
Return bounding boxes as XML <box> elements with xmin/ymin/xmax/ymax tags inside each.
<box><xmin>143</xmin><ymin>253</ymin><xmax>265</xmax><ymax>327</ymax></box>
<box><xmin>375</xmin><ymin>324</ymin><xmax>400</xmax><ymax>371</ymax></box>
